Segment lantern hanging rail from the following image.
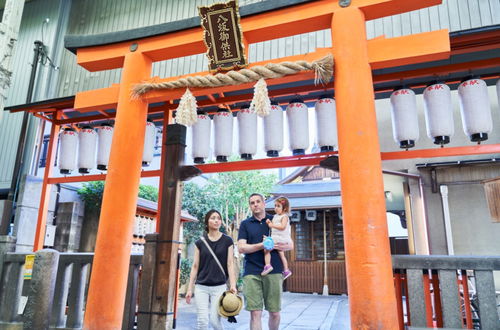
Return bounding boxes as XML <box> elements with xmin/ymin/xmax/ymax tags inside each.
<box><xmin>44</xmin><ymin>143</ymin><xmax>500</xmax><ymax>184</ymax></box>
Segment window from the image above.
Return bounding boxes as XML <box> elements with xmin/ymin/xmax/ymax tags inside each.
<box><xmin>293</xmin><ymin>209</ymin><xmax>344</xmax><ymax>261</ymax></box>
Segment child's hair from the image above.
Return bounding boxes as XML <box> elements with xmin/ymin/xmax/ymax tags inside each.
<box><xmin>274</xmin><ymin>196</ymin><xmax>290</xmax><ymax>213</ymax></box>
<box><xmin>204</xmin><ymin>209</ymin><xmax>222</xmax><ymax>232</ymax></box>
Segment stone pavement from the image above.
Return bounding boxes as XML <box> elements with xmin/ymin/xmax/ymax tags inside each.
<box><xmin>174</xmin><ymin>292</ymin><xmax>350</xmax><ymax>330</ymax></box>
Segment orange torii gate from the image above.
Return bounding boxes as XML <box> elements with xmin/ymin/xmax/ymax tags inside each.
<box><xmin>38</xmin><ymin>1</ymin><xmax>452</xmax><ymax>328</ymax></box>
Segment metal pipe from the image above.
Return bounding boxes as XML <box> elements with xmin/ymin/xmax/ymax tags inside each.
<box><xmin>0</xmin><ymin>40</ymin><xmax>44</xmax><ymax>235</ymax></box>
<box><xmin>439</xmin><ymin>185</ymin><xmax>454</xmax><ymax>255</ymax></box>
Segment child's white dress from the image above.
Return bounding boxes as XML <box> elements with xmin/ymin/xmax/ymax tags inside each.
<box><xmin>270</xmin><ymin>214</ymin><xmax>292</xmax><ymax>244</ymax></box>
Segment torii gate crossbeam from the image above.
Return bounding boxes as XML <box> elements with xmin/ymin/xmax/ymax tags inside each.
<box><xmin>37</xmin><ymin>1</ymin><xmax>451</xmax><ymax>329</ymax></box>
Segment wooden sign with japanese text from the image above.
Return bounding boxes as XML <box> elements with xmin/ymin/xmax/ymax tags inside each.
<box><xmin>199</xmin><ymin>0</ymin><xmax>247</xmax><ymax>72</ymax></box>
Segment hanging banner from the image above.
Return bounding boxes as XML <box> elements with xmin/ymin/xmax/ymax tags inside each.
<box><xmin>199</xmin><ymin>0</ymin><xmax>247</xmax><ymax>72</ymax></box>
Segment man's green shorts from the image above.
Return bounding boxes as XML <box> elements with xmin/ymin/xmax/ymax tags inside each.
<box><xmin>243</xmin><ymin>274</ymin><xmax>283</xmax><ymax>312</ymax></box>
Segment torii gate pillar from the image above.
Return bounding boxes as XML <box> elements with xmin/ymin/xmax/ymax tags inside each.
<box><xmin>83</xmin><ymin>52</ymin><xmax>152</xmax><ymax>329</ymax></box>
<box><xmin>332</xmin><ymin>6</ymin><xmax>398</xmax><ymax>328</ymax></box>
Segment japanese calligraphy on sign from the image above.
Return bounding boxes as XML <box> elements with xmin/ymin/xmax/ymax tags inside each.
<box><xmin>199</xmin><ymin>0</ymin><xmax>247</xmax><ymax>72</ymax></box>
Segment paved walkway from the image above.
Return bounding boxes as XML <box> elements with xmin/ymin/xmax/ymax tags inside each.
<box><xmin>174</xmin><ymin>292</ymin><xmax>350</xmax><ymax>330</ymax></box>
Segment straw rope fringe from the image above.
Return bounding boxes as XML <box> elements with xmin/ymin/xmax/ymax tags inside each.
<box><xmin>132</xmin><ymin>54</ymin><xmax>333</xmax><ymax>98</ymax></box>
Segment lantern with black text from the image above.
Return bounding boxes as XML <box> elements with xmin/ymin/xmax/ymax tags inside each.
<box><xmin>286</xmin><ymin>99</ymin><xmax>309</xmax><ymax>155</ymax></box>
<box><xmin>213</xmin><ymin>108</ymin><xmax>233</xmax><ymax>162</ymax></box>
<box><xmin>97</xmin><ymin>123</ymin><xmax>113</xmax><ymax>171</ymax></box>
<box><xmin>314</xmin><ymin>96</ymin><xmax>337</xmax><ymax>152</ymax></box>
<box><xmin>192</xmin><ymin>111</ymin><xmax>211</xmax><ymax>164</ymax></box>
<box><xmin>78</xmin><ymin>125</ymin><xmax>97</xmax><ymax>174</ymax></box>
<box><xmin>237</xmin><ymin>104</ymin><xmax>257</xmax><ymax>160</ymax></box>
<box><xmin>458</xmin><ymin>78</ymin><xmax>492</xmax><ymax>142</ymax></box>
<box><xmin>263</xmin><ymin>101</ymin><xmax>284</xmax><ymax>157</ymax></box>
<box><xmin>390</xmin><ymin>88</ymin><xmax>419</xmax><ymax>149</ymax></box>
<box><xmin>142</xmin><ymin>120</ymin><xmax>156</xmax><ymax>166</ymax></box>
<box><xmin>423</xmin><ymin>83</ymin><xmax>454</xmax><ymax>145</ymax></box>
<box><xmin>58</xmin><ymin>127</ymin><xmax>78</xmax><ymax>174</ymax></box>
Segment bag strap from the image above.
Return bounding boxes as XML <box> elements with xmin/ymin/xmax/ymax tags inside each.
<box><xmin>200</xmin><ymin>236</ymin><xmax>226</xmax><ymax>278</ymax></box>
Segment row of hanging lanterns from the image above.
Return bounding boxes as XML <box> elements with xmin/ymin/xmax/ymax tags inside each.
<box><xmin>133</xmin><ymin>215</ymin><xmax>156</xmax><ymax>238</ymax></box>
<box><xmin>390</xmin><ymin>77</ymin><xmax>496</xmax><ymax>149</ymax></box>
<box><xmin>191</xmin><ymin>96</ymin><xmax>338</xmax><ymax>163</ymax></box>
<box><xmin>132</xmin><ymin>215</ymin><xmax>156</xmax><ymax>253</ymax></box>
<box><xmin>58</xmin><ymin>120</ymin><xmax>157</xmax><ymax>174</ymax></box>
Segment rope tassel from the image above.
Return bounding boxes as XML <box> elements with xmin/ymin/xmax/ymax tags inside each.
<box><xmin>175</xmin><ymin>88</ymin><xmax>198</xmax><ymax>126</ymax></box>
<box><xmin>250</xmin><ymin>78</ymin><xmax>271</xmax><ymax>117</ymax></box>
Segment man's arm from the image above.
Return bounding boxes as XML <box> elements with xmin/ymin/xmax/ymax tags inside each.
<box><xmin>238</xmin><ymin>238</ymin><xmax>264</xmax><ymax>254</ymax></box>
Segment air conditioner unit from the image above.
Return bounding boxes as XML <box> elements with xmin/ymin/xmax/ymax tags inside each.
<box><xmin>305</xmin><ymin>210</ymin><xmax>317</xmax><ymax>221</ymax></box>
<box><xmin>290</xmin><ymin>211</ymin><xmax>301</xmax><ymax>222</ymax></box>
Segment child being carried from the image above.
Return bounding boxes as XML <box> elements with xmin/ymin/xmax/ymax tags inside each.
<box><xmin>261</xmin><ymin>196</ymin><xmax>293</xmax><ymax>280</ymax></box>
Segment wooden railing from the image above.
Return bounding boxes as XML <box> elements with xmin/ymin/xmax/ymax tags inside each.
<box><xmin>0</xmin><ymin>250</ymin><xmax>142</xmax><ymax>329</ymax></box>
<box><xmin>393</xmin><ymin>255</ymin><xmax>500</xmax><ymax>330</ymax></box>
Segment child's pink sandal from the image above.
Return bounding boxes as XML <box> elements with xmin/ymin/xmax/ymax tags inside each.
<box><xmin>261</xmin><ymin>265</ymin><xmax>273</xmax><ymax>276</ymax></box>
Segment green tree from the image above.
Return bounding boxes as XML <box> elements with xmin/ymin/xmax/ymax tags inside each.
<box><xmin>181</xmin><ymin>167</ymin><xmax>277</xmax><ymax>242</ymax></box>
<box><xmin>77</xmin><ymin>181</ymin><xmax>159</xmax><ymax>212</ymax></box>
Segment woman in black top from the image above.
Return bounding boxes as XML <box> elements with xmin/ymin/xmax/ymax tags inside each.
<box><xmin>186</xmin><ymin>209</ymin><xmax>237</xmax><ymax>330</ymax></box>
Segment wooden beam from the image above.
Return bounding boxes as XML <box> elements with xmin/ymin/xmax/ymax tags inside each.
<box><xmin>381</xmin><ymin>144</ymin><xmax>500</xmax><ymax>160</ymax></box>
<box><xmin>368</xmin><ymin>30</ymin><xmax>450</xmax><ymax>70</ymax></box>
<box><xmin>76</xmin><ymin>0</ymin><xmax>443</xmax><ymax>71</ymax></box>
<box><xmin>33</xmin><ymin>111</ymin><xmax>60</xmax><ymax>251</ymax></box>
<box><xmin>373</xmin><ymin>58</ymin><xmax>500</xmax><ymax>85</ymax></box>
<box><xmin>74</xmin><ymin>51</ymin><xmax>327</xmax><ymax>111</ymax></box>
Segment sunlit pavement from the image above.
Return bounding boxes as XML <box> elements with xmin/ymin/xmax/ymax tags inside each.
<box><xmin>174</xmin><ymin>292</ymin><xmax>350</xmax><ymax>330</ymax></box>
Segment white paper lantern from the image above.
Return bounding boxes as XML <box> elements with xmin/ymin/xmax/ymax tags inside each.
<box><xmin>150</xmin><ymin>217</ymin><xmax>157</xmax><ymax>234</ymax></box>
<box><xmin>97</xmin><ymin>123</ymin><xmax>113</xmax><ymax>171</ymax></box>
<box><xmin>237</xmin><ymin>105</ymin><xmax>257</xmax><ymax>160</ymax></box>
<box><xmin>133</xmin><ymin>215</ymin><xmax>140</xmax><ymax>237</ymax></box>
<box><xmin>314</xmin><ymin>96</ymin><xmax>337</xmax><ymax>152</ymax></box>
<box><xmin>458</xmin><ymin>78</ymin><xmax>492</xmax><ymax>142</ymax></box>
<box><xmin>286</xmin><ymin>99</ymin><xmax>309</xmax><ymax>155</ymax></box>
<box><xmin>423</xmin><ymin>83</ymin><xmax>454</xmax><ymax>145</ymax></box>
<box><xmin>77</xmin><ymin>125</ymin><xmax>97</xmax><ymax>174</ymax></box>
<box><xmin>263</xmin><ymin>102</ymin><xmax>284</xmax><ymax>157</ymax></box>
<box><xmin>138</xmin><ymin>216</ymin><xmax>146</xmax><ymax>238</ymax></box>
<box><xmin>192</xmin><ymin>111</ymin><xmax>211</xmax><ymax>164</ymax></box>
<box><xmin>142</xmin><ymin>120</ymin><xmax>156</xmax><ymax>166</ymax></box>
<box><xmin>390</xmin><ymin>88</ymin><xmax>419</xmax><ymax>149</ymax></box>
<box><xmin>213</xmin><ymin>108</ymin><xmax>233</xmax><ymax>162</ymax></box>
<box><xmin>58</xmin><ymin>128</ymin><xmax>78</xmax><ymax>174</ymax></box>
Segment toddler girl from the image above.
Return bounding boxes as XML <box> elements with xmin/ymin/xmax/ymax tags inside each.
<box><xmin>261</xmin><ymin>196</ymin><xmax>293</xmax><ymax>279</ymax></box>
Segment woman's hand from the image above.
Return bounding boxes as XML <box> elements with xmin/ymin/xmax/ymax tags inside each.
<box><xmin>230</xmin><ymin>285</ymin><xmax>237</xmax><ymax>294</ymax></box>
<box><xmin>185</xmin><ymin>290</ymin><xmax>193</xmax><ymax>304</ymax></box>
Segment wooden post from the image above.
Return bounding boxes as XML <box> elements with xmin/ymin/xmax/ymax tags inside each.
<box><xmin>83</xmin><ymin>51</ymin><xmax>152</xmax><ymax>329</ymax></box>
<box><xmin>331</xmin><ymin>6</ymin><xmax>399</xmax><ymax>329</ymax></box>
<box><xmin>149</xmin><ymin>124</ymin><xmax>186</xmax><ymax>329</ymax></box>
<box><xmin>322</xmin><ymin>211</ymin><xmax>328</xmax><ymax>296</ymax></box>
<box><xmin>33</xmin><ymin>112</ymin><xmax>60</xmax><ymax>251</ymax></box>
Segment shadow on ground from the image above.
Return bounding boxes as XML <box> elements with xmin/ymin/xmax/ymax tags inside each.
<box><xmin>175</xmin><ymin>292</ymin><xmax>350</xmax><ymax>330</ymax></box>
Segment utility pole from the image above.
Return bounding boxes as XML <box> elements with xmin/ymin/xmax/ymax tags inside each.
<box><xmin>0</xmin><ymin>0</ymin><xmax>25</xmax><ymax>123</ymax></box>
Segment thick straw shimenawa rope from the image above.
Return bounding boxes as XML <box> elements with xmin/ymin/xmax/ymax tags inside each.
<box><xmin>132</xmin><ymin>54</ymin><xmax>333</xmax><ymax>98</ymax></box>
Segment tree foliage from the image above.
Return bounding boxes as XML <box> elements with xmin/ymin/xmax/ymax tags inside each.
<box><xmin>181</xmin><ymin>167</ymin><xmax>277</xmax><ymax>243</ymax></box>
<box><xmin>77</xmin><ymin>181</ymin><xmax>159</xmax><ymax>212</ymax></box>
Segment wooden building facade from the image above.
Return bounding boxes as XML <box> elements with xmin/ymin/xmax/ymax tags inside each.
<box><xmin>266</xmin><ymin>166</ymin><xmax>409</xmax><ymax>294</ymax></box>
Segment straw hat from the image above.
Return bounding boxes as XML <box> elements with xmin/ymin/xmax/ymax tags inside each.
<box><xmin>218</xmin><ymin>291</ymin><xmax>243</xmax><ymax>320</ymax></box>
